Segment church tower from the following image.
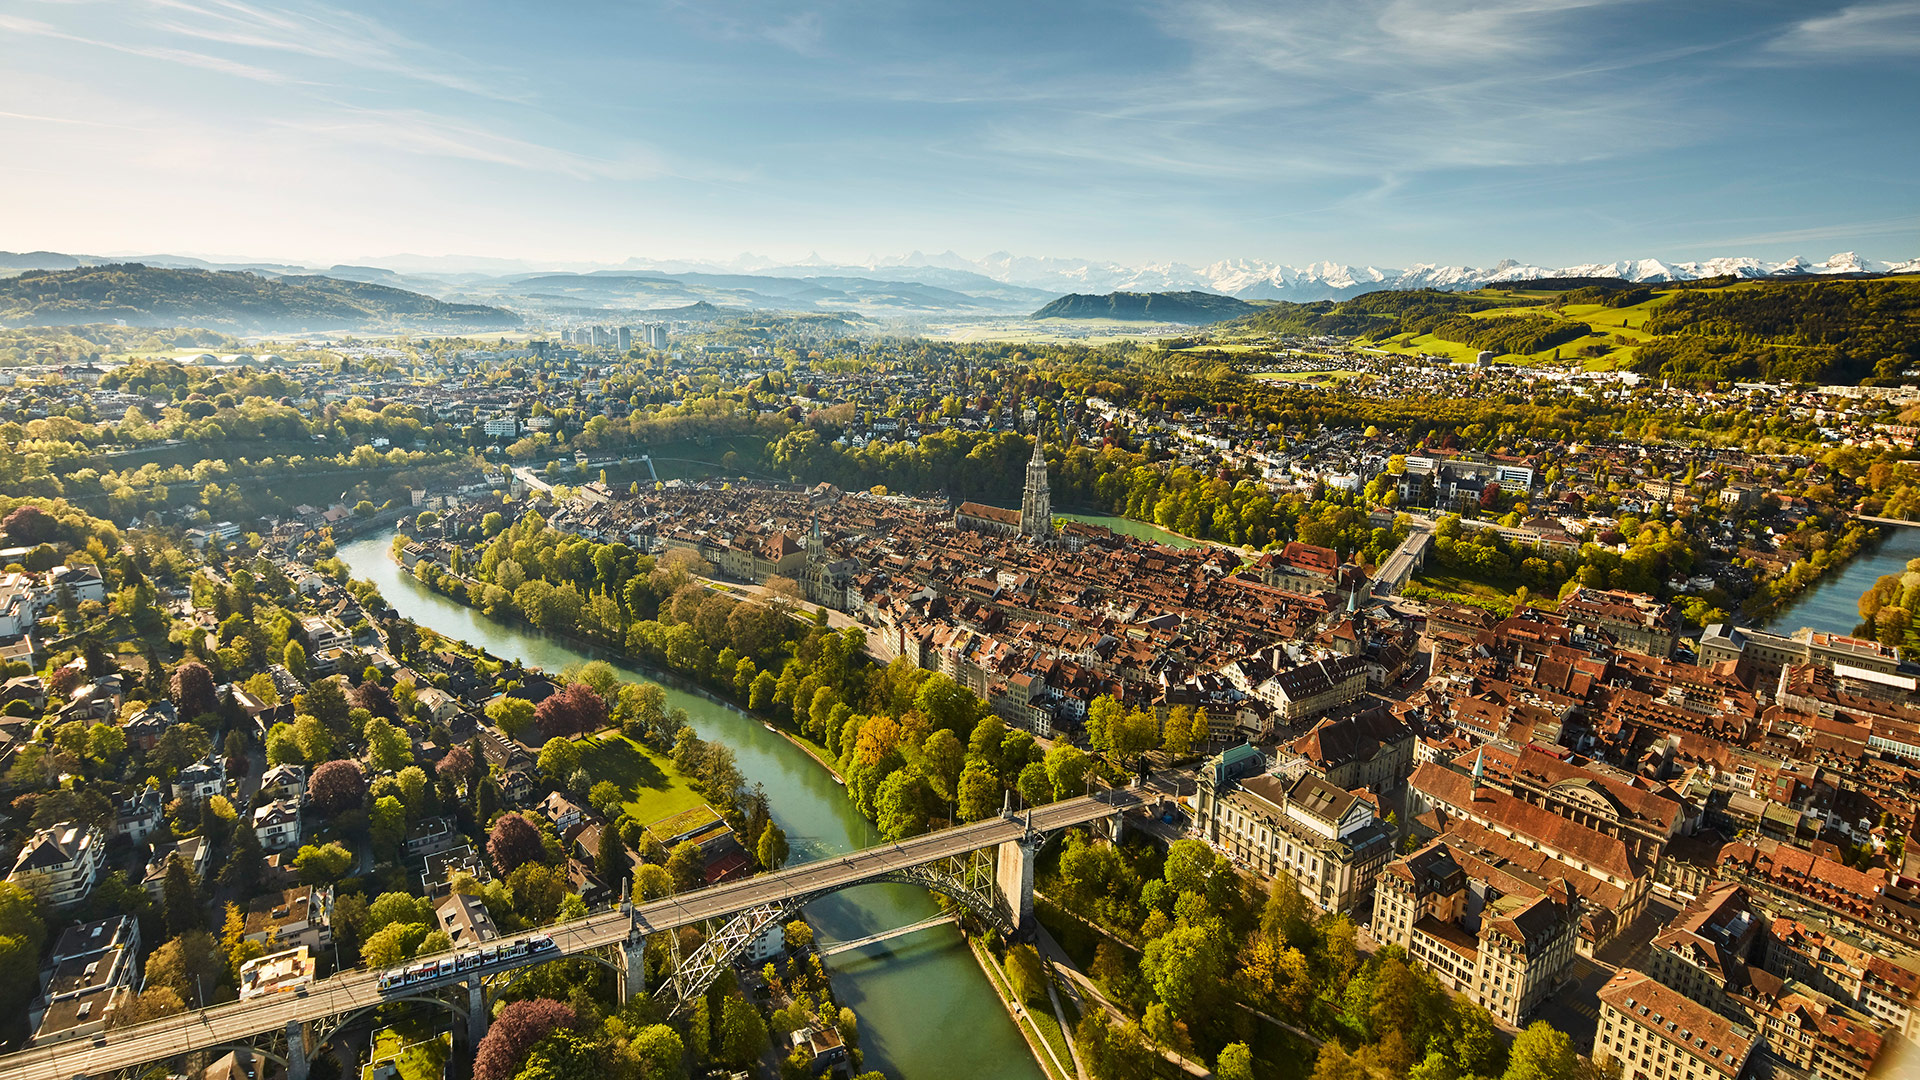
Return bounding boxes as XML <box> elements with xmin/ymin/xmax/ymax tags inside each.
<box><xmin>1020</xmin><ymin>432</ymin><xmax>1052</xmax><ymax>538</ymax></box>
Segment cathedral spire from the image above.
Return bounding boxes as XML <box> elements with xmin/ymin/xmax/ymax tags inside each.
<box><xmin>1020</xmin><ymin>429</ymin><xmax>1052</xmax><ymax>538</ymax></box>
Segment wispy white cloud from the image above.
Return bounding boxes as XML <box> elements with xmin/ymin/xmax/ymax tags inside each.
<box><xmin>139</xmin><ymin>0</ymin><xmax>525</xmax><ymax>100</ymax></box>
<box><xmin>931</xmin><ymin>0</ymin><xmax>1700</xmax><ymax>186</ymax></box>
<box><xmin>1768</xmin><ymin>0</ymin><xmax>1920</xmax><ymax>57</ymax></box>
<box><xmin>0</xmin><ymin>12</ymin><xmax>298</xmax><ymax>83</ymax></box>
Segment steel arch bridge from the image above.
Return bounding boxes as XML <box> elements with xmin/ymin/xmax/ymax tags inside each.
<box><xmin>655</xmin><ymin>847</ymin><xmax>1007</xmax><ymax>1018</ymax></box>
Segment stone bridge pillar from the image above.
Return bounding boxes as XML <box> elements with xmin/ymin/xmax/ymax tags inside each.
<box><xmin>996</xmin><ymin>836</ymin><xmax>1037</xmax><ymax>936</ymax></box>
<box><xmin>468</xmin><ymin>977</ymin><xmax>489</xmax><ymax>1048</ymax></box>
<box><xmin>616</xmin><ymin>925</ymin><xmax>648</xmax><ymax>1003</ymax></box>
<box><xmin>287</xmin><ymin>1020</ymin><xmax>310</xmax><ymax>1080</ymax></box>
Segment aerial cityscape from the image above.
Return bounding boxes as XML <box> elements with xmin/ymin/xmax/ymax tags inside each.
<box><xmin>1</xmin><ymin>3</ymin><xmax>1918</xmax><ymax>1080</ymax></box>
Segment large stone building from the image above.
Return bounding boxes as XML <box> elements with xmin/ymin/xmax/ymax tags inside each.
<box><xmin>1408</xmin><ymin>749</ymin><xmax>1672</xmax><ymax>953</ymax></box>
<box><xmin>1620</xmin><ymin>886</ymin><xmax>1888</xmax><ymax>1080</ymax></box>
<box><xmin>1195</xmin><ymin>747</ymin><xmax>1396</xmax><ymax>914</ymax></box>
<box><xmin>1559</xmin><ymin>586</ymin><xmax>1682</xmax><ymax>658</ymax></box>
<box><xmin>1698</xmin><ymin>624</ymin><xmax>1901</xmax><ymax>686</ymax></box>
<box><xmin>1283</xmin><ymin>707</ymin><xmax>1417</xmax><ymax>793</ymax></box>
<box><xmin>1222</xmin><ymin>650</ymin><xmax>1368</xmax><ymax>726</ymax></box>
<box><xmin>1374</xmin><ymin>838</ymin><xmax>1580</xmax><ymax>1026</ymax></box>
<box><xmin>1596</xmin><ymin>971</ymin><xmax>1759</xmax><ymax>1080</ymax></box>
<box><xmin>1255</xmin><ymin>541</ymin><xmax>1342</xmax><ymax>595</ymax></box>
<box><xmin>1765</xmin><ymin>917</ymin><xmax>1920</xmax><ymax>1042</ymax></box>
<box><xmin>1643</xmin><ymin>883</ymin><xmax>1761</xmax><ymax>1006</ymax></box>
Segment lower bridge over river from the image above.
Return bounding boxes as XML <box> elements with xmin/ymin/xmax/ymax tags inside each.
<box><xmin>1</xmin><ymin>791</ymin><xmax>1135</xmax><ymax>1080</ymax></box>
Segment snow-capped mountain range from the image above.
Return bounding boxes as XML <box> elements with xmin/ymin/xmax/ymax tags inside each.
<box><xmin>610</xmin><ymin>249</ymin><xmax>1920</xmax><ymax>303</ymax></box>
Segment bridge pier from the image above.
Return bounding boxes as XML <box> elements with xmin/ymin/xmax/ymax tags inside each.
<box><xmin>616</xmin><ymin>931</ymin><xmax>648</xmax><ymax>1003</ymax></box>
<box><xmin>287</xmin><ymin>1020</ymin><xmax>310</xmax><ymax>1080</ymax></box>
<box><xmin>468</xmin><ymin>977</ymin><xmax>489</xmax><ymax>1048</ymax></box>
<box><xmin>996</xmin><ymin>837</ymin><xmax>1037</xmax><ymax>936</ymax></box>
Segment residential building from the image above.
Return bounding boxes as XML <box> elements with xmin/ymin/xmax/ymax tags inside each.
<box><xmin>113</xmin><ymin>785</ymin><xmax>164</xmax><ymax>844</ymax></box>
<box><xmin>538</xmin><ymin>792</ymin><xmax>587</xmax><ymax>833</ymax></box>
<box><xmin>29</xmin><ymin>915</ymin><xmax>140</xmax><ymax>1044</ymax></box>
<box><xmin>243</xmin><ymin>886</ymin><xmax>335</xmax><ymax>953</ymax></box>
<box><xmin>252</xmin><ymin>798</ymin><xmax>302</xmax><ymax>851</ymax></box>
<box><xmin>172</xmin><ymin>753</ymin><xmax>226</xmax><ymax>801</ymax></box>
<box><xmin>434</xmin><ymin>891</ymin><xmax>499</xmax><ymax>947</ymax></box>
<box><xmin>7</xmin><ymin>821</ymin><xmax>103</xmax><ymax>909</ymax></box>
<box><xmin>259</xmin><ymin>763</ymin><xmax>307</xmax><ymax>803</ymax></box>
<box><xmin>143</xmin><ymin>836</ymin><xmax>211</xmax><ymax>900</ymax></box>
<box><xmin>405</xmin><ymin>816</ymin><xmax>460</xmax><ymax>857</ymax></box>
<box><xmin>238</xmin><ymin>946</ymin><xmax>315</xmax><ymax>999</ymax></box>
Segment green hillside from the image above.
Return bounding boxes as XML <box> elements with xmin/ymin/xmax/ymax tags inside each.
<box><xmin>1034</xmin><ymin>290</ymin><xmax>1257</xmax><ymax>323</ymax></box>
<box><xmin>0</xmin><ymin>263</ymin><xmax>521</xmax><ymax>331</ymax></box>
<box><xmin>1227</xmin><ymin>275</ymin><xmax>1920</xmax><ymax>383</ymax></box>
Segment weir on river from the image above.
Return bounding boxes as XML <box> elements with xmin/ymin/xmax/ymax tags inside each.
<box><xmin>337</xmin><ymin>534</ymin><xmax>1046</xmax><ymax>1080</ymax></box>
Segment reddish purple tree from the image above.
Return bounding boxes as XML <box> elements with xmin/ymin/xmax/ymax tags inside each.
<box><xmin>171</xmin><ymin>661</ymin><xmax>218</xmax><ymax>720</ymax></box>
<box><xmin>352</xmin><ymin>678</ymin><xmax>397</xmax><ymax>720</ymax></box>
<box><xmin>435</xmin><ymin>745</ymin><xmax>474</xmax><ymax>786</ymax></box>
<box><xmin>2</xmin><ymin>505</ymin><xmax>61</xmax><ymax>545</ymax></box>
<box><xmin>473</xmin><ymin>999</ymin><xmax>576</xmax><ymax>1080</ymax></box>
<box><xmin>308</xmin><ymin>759</ymin><xmax>366</xmax><ymax>815</ymax></box>
<box><xmin>534</xmin><ymin>683</ymin><xmax>607</xmax><ymax>740</ymax></box>
<box><xmin>487</xmin><ymin>811</ymin><xmax>546</xmax><ymax>876</ymax></box>
<box><xmin>45</xmin><ymin>665</ymin><xmax>83</xmax><ymax>702</ymax></box>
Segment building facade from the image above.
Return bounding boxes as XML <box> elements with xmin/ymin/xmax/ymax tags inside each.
<box><xmin>1197</xmin><ymin>761</ymin><xmax>1396</xmax><ymax>914</ymax></box>
<box><xmin>1374</xmin><ymin>839</ymin><xmax>1580</xmax><ymax>1026</ymax></box>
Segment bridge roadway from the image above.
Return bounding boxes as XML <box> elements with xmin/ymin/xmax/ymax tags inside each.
<box><xmin>1</xmin><ymin>790</ymin><xmax>1135</xmax><ymax>1080</ymax></box>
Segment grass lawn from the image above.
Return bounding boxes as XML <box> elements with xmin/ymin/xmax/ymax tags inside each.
<box><xmin>366</xmin><ymin>1024</ymin><xmax>452</xmax><ymax>1080</ymax></box>
<box><xmin>1028</xmin><ymin>991</ymin><xmax>1076</xmax><ymax>1080</ymax></box>
<box><xmin>1412</xmin><ymin>571</ymin><xmax>1525</xmax><ymax>604</ymax></box>
<box><xmin>571</xmin><ymin>732</ymin><xmax>706</xmax><ymax>824</ymax></box>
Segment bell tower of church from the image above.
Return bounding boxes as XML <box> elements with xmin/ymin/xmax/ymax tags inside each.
<box><xmin>1020</xmin><ymin>432</ymin><xmax>1052</xmax><ymax>538</ymax></box>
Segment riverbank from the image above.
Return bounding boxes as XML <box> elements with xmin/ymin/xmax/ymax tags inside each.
<box><xmin>1759</xmin><ymin>522</ymin><xmax>1920</xmax><ymax>636</ymax></box>
<box><xmin>1743</xmin><ymin>520</ymin><xmax>1878</xmax><ymax>626</ymax></box>
<box><xmin>968</xmin><ymin>937</ymin><xmax>1077</xmax><ymax>1080</ymax></box>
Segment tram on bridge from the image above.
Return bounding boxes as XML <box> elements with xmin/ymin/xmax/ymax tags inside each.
<box><xmin>376</xmin><ymin>933</ymin><xmax>556</xmax><ymax>993</ymax></box>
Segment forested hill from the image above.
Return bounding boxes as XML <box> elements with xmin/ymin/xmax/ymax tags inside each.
<box><xmin>0</xmin><ymin>264</ymin><xmax>521</xmax><ymax>331</ymax></box>
<box><xmin>1228</xmin><ymin>275</ymin><xmax>1920</xmax><ymax>384</ymax></box>
<box><xmin>1033</xmin><ymin>290</ymin><xmax>1257</xmax><ymax>323</ymax></box>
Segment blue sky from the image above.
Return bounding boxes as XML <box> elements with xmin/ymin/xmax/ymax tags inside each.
<box><xmin>1</xmin><ymin>0</ymin><xmax>1915</xmax><ymax>268</ymax></box>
